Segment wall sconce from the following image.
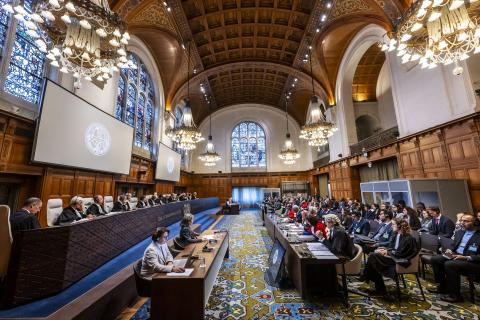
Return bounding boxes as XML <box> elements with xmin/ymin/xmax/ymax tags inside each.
<box><xmin>367</xmin><ymin>161</ymin><xmax>372</xmax><ymax>168</ymax></box>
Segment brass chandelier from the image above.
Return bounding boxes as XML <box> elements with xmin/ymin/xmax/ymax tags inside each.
<box><xmin>198</xmin><ymin>102</ymin><xmax>221</xmax><ymax>166</ymax></box>
<box><xmin>3</xmin><ymin>0</ymin><xmax>133</xmax><ymax>88</ymax></box>
<box><xmin>382</xmin><ymin>0</ymin><xmax>480</xmax><ymax>74</ymax></box>
<box><xmin>299</xmin><ymin>45</ymin><xmax>337</xmax><ymax>149</ymax></box>
<box><xmin>166</xmin><ymin>41</ymin><xmax>203</xmax><ymax>150</ymax></box>
<box><xmin>278</xmin><ymin>95</ymin><xmax>300</xmax><ymax>165</ymax></box>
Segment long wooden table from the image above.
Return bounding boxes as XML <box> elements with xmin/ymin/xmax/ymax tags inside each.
<box><xmin>1</xmin><ymin>197</ymin><xmax>220</xmax><ymax>308</ymax></box>
<box><xmin>264</xmin><ymin>214</ymin><xmax>340</xmax><ymax>298</ymax></box>
<box><xmin>151</xmin><ymin>229</ymin><xmax>229</xmax><ymax>320</ymax></box>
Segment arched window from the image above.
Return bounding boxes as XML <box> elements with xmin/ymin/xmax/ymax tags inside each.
<box><xmin>1</xmin><ymin>0</ymin><xmax>46</xmax><ymax>105</ymax></box>
<box><xmin>115</xmin><ymin>52</ymin><xmax>155</xmax><ymax>152</ymax></box>
<box><xmin>172</xmin><ymin>105</ymin><xmax>186</xmax><ymax>168</ymax></box>
<box><xmin>231</xmin><ymin>122</ymin><xmax>266</xmax><ymax>168</ymax></box>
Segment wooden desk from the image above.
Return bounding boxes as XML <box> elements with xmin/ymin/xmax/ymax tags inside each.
<box><xmin>151</xmin><ymin>230</ymin><xmax>229</xmax><ymax>320</ymax></box>
<box><xmin>265</xmin><ymin>214</ymin><xmax>339</xmax><ymax>298</ymax></box>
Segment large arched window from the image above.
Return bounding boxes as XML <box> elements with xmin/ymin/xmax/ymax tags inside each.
<box><xmin>1</xmin><ymin>0</ymin><xmax>46</xmax><ymax>105</ymax></box>
<box><xmin>172</xmin><ymin>105</ymin><xmax>186</xmax><ymax>168</ymax></box>
<box><xmin>231</xmin><ymin>122</ymin><xmax>266</xmax><ymax>168</ymax></box>
<box><xmin>115</xmin><ymin>52</ymin><xmax>155</xmax><ymax>152</ymax></box>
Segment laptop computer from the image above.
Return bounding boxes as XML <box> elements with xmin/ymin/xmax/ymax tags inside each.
<box><xmin>173</xmin><ymin>245</ymin><xmax>196</xmax><ymax>268</ymax></box>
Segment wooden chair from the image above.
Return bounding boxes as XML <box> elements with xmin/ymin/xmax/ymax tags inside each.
<box><xmin>133</xmin><ymin>260</ymin><xmax>152</xmax><ymax>297</ymax></box>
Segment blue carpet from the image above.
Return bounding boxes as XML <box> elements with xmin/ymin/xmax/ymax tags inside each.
<box><xmin>0</xmin><ymin>208</ymin><xmax>221</xmax><ymax>318</ymax></box>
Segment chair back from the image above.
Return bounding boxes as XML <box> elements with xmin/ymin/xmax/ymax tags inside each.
<box><xmin>439</xmin><ymin>236</ymin><xmax>455</xmax><ymax>252</ymax></box>
<box><xmin>410</xmin><ymin>230</ymin><xmax>420</xmax><ymax>244</ymax></box>
<box><xmin>104</xmin><ymin>196</ymin><xmax>113</xmax><ymax>213</ymax></box>
<box><xmin>420</xmin><ymin>232</ymin><xmax>440</xmax><ymax>253</ymax></box>
<box><xmin>83</xmin><ymin>197</ymin><xmax>94</xmax><ymax>214</ymax></box>
<box><xmin>133</xmin><ymin>260</ymin><xmax>152</xmax><ymax>297</ymax></box>
<box><xmin>173</xmin><ymin>236</ymin><xmax>185</xmax><ymax>250</ymax></box>
<box><xmin>396</xmin><ymin>253</ymin><xmax>420</xmax><ymax>274</ymax></box>
<box><xmin>46</xmin><ymin>198</ymin><xmax>63</xmax><ymax>227</ymax></box>
<box><xmin>130</xmin><ymin>197</ymin><xmax>138</xmax><ymax>209</ymax></box>
<box><xmin>336</xmin><ymin>244</ymin><xmax>363</xmax><ymax>275</ymax></box>
<box><xmin>0</xmin><ymin>205</ymin><xmax>12</xmax><ymax>278</ymax></box>
<box><xmin>368</xmin><ymin>220</ymin><xmax>380</xmax><ymax>235</ymax></box>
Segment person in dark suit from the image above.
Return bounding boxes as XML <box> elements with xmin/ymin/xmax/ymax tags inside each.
<box><xmin>10</xmin><ymin>197</ymin><xmax>42</xmax><ymax>233</ymax></box>
<box><xmin>348</xmin><ymin>211</ymin><xmax>370</xmax><ymax>236</ymax></box>
<box><xmin>125</xmin><ymin>193</ymin><xmax>132</xmax><ymax>211</ymax></box>
<box><xmin>428</xmin><ymin>207</ymin><xmax>455</xmax><ymax>238</ymax></box>
<box><xmin>360</xmin><ymin>210</ymin><xmax>394</xmax><ymax>254</ymax></box>
<box><xmin>360</xmin><ymin>218</ymin><xmax>419</xmax><ymax>294</ymax></box>
<box><xmin>178</xmin><ymin>213</ymin><xmax>202</xmax><ymax>247</ymax></box>
<box><xmin>404</xmin><ymin>207</ymin><xmax>421</xmax><ymax>231</ymax></box>
<box><xmin>192</xmin><ymin>192</ymin><xmax>197</xmax><ymax>200</ymax></box>
<box><xmin>57</xmin><ymin>196</ymin><xmax>91</xmax><ymax>225</ymax></box>
<box><xmin>149</xmin><ymin>195</ymin><xmax>157</xmax><ymax>206</ymax></box>
<box><xmin>137</xmin><ymin>196</ymin><xmax>149</xmax><ymax>209</ymax></box>
<box><xmin>86</xmin><ymin>195</ymin><xmax>106</xmax><ymax>216</ymax></box>
<box><xmin>428</xmin><ymin>213</ymin><xmax>480</xmax><ymax>302</ymax></box>
<box><xmin>112</xmin><ymin>195</ymin><xmax>128</xmax><ymax>212</ymax></box>
<box><xmin>319</xmin><ymin>213</ymin><xmax>356</xmax><ymax>260</ymax></box>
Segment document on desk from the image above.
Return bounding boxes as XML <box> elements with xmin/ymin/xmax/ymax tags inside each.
<box><xmin>306</xmin><ymin>243</ymin><xmax>328</xmax><ymax>251</ymax></box>
<box><xmin>166</xmin><ymin>268</ymin><xmax>194</xmax><ymax>277</ymax></box>
<box><xmin>203</xmin><ymin>235</ymin><xmax>216</xmax><ymax>240</ymax></box>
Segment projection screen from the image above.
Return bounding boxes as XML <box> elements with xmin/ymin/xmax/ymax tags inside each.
<box><xmin>32</xmin><ymin>80</ymin><xmax>134</xmax><ymax>175</ymax></box>
<box><xmin>155</xmin><ymin>144</ymin><xmax>181</xmax><ymax>182</ymax></box>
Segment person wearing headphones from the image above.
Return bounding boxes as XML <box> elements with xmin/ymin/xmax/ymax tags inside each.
<box><xmin>140</xmin><ymin>227</ymin><xmax>184</xmax><ymax>279</ymax></box>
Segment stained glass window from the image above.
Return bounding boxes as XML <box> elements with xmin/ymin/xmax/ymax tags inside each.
<box><xmin>115</xmin><ymin>52</ymin><xmax>155</xmax><ymax>152</ymax></box>
<box><xmin>172</xmin><ymin>105</ymin><xmax>187</xmax><ymax>168</ymax></box>
<box><xmin>3</xmin><ymin>0</ymin><xmax>46</xmax><ymax>105</ymax></box>
<box><xmin>231</xmin><ymin>122</ymin><xmax>266</xmax><ymax>169</ymax></box>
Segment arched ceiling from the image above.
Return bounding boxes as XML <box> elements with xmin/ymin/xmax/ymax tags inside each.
<box><xmin>112</xmin><ymin>0</ymin><xmax>410</xmax><ymax>124</ymax></box>
<box><xmin>352</xmin><ymin>43</ymin><xmax>386</xmax><ymax>102</ymax></box>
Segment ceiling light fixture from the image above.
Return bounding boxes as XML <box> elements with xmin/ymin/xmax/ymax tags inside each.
<box><xmin>278</xmin><ymin>94</ymin><xmax>300</xmax><ymax>165</ymax></box>
<box><xmin>198</xmin><ymin>101</ymin><xmax>221</xmax><ymax>166</ymax></box>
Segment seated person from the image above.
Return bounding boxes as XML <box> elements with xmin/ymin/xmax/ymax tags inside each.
<box><xmin>305</xmin><ymin>215</ymin><xmax>327</xmax><ymax>239</ymax></box>
<box><xmin>178</xmin><ymin>213</ymin><xmax>203</xmax><ymax>246</ymax></box>
<box><xmin>223</xmin><ymin>197</ymin><xmax>233</xmax><ymax>214</ymax></box>
<box><xmin>57</xmin><ymin>196</ymin><xmax>91</xmax><ymax>225</ymax></box>
<box><xmin>341</xmin><ymin>208</ymin><xmax>353</xmax><ymax>230</ymax></box>
<box><xmin>152</xmin><ymin>192</ymin><xmax>162</xmax><ymax>205</ymax></box>
<box><xmin>428</xmin><ymin>206</ymin><xmax>455</xmax><ymax>238</ymax></box>
<box><xmin>348</xmin><ymin>211</ymin><xmax>370</xmax><ymax>236</ymax></box>
<box><xmin>429</xmin><ymin>213</ymin><xmax>480</xmax><ymax>302</ymax></box>
<box><xmin>419</xmin><ymin>208</ymin><xmax>432</xmax><ymax>231</ymax></box>
<box><xmin>125</xmin><ymin>193</ymin><xmax>133</xmax><ymax>211</ymax></box>
<box><xmin>179</xmin><ymin>193</ymin><xmax>187</xmax><ymax>201</ymax></box>
<box><xmin>453</xmin><ymin>212</ymin><xmax>465</xmax><ymax>237</ymax></box>
<box><xmin>10</xmin><ymin>197</ymin><xmax>42</xmax><ymax>233</ymax></box>
<box><xmin>148</xmin><ymin>196</ymin><xmax>156</xmax><ymax>206</ymax></box>
<box><xmin>192</xmin><ymin>192</ymin><xmax>198</xmax><ymax>199</ymax></box>
<box><xmin>86</xmin><ymin>195</ymin><xmax>106</xmax><ymax>216</ymax></box>
<box><xmin>112</xmin><ymin>195</ymin><xmax>129</xmax><ymax>212</ymax></box>
<box><xmin>140</xmin><ymin>227</ymin><xmax>184</xmax><ymax>279</ymax></box>
<box><xmin>358</xmin><ymin>210</ymin><xmax>394</xmax><ymax>253</ymax></box>
<box><xmin>359</xmin><ymin>219</ymin><xmax>419</xmax><ymax>294</ymax></box>
<box><xmin>137</xmin><ymin>195</ymin><xmax>149</xmax><ymax>209</ymax></box>
<box><xmin>317</xmin><ymin>214</ymin><xmax>356</xmax><ymax>259</ymax></box>
<box><xmin>404</xmin><ymin>207</ymin><xmax>421</xmax><ymax>231</ymax></box>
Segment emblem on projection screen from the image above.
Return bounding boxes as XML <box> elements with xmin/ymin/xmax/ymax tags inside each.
<box><xmin>167</xmin><ymin>157</ymin><xmax>175</xmax><ymax>174</ymax></box>
<box><xmin>84</xmin><ymin>123</ymin><xmax>111</xmax><ymax>156</ymax></box>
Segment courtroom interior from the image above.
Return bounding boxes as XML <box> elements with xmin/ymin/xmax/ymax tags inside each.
<box><xmin>0</xmin><ymin>0</ymin><xmax>480</xmax><ymax>319</ymax></box>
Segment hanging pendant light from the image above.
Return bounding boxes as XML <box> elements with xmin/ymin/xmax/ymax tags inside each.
<box><xmin>299</xmin><ymin>44</ymin><xmax>337</xmax><ymax>150</ymax></box>
<box><xmin>166</xmin><ymin>41</ymin><xmax>203</xmax><ymax>150</ymax></box>
<box><xmin>278</xmin><ymin>95</ymin><xmax>300</xmax><ymax>165</ymax></box>
<box><xmin>198</xmin><ymin>102</ymin><xmax>221</xmax><ymax>166</ymax></box>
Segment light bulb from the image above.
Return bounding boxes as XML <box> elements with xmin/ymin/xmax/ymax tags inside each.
<box><xmin>13</xmin><ymin>5</ymin><xmax>27</xmax><ymax>15</ymax></box>
<box><xmin>61</xmin><ymin>14</ymin><xmax>71</xmax><ymax>24</ymax></box>
<box><xmin>397</xmin><ymin>43</ymin><xmax>407</xmax><ymax>50</ymax></box>
<box><xmin>109</xmin><ymin>38</ymin><xmax>120</xmax><ymax>47</ymax></box>
<box><xmin>438</xmin><ymin>40</ymin><xmax>448</xmax><ymax>49</ymax></box>
<box><xmin>449</xmin><ymin>0</ymin><xmax>464</xmax><ymax>10</ymax></box>
<box><xmin>95</xmin><ymin>28</ymin><xmax>107</xmax><ymax>37</ymax></box>
<box><xmin>46</xmin><ymin>53</ymin><xmax>56</xmax><ymax>60</ymax></box>
<box><xmin>411</xmin><ymin>53</ymin><xmax>421</xmax><ymax>61</ymax></box>
<box><xmin>428</xmin><ymin>11</ymin><xmax>442</xmax><ymax>22</ymax></box>
<box><xmin>117</xmin><ymin>48</ymin><xmax>126</xmax><ymax>56</ymax></box>
<box><xmin>50</xmin><ymin>60</ymin><xmax>59</xmax><ymax>67</ymax></box>
<box><xmin>421</xmin><ymin>0</ymin><xmax>432</xmax><ymax>8</ymax></box>
<box><xmin>25</xmin><ymin>21</ymin><xmax>37</xmax><ymax>30</ymax></box>
<box><xmin>49</xmin><ymin>0</ymin><xmax>60</xmax><ymax>8</ymax></box>
<box><xmin>428</xmin><ymin>63</ymin><xmax>438</xmax><ymax>69</ymax></box>
<box><xmin>26</xmin><ymin>30</ymin><xmax>39</xmax><ymax>38</ymax></box>
<box><xmin>458</xmin><ymin>32</ymin><xmax>468</xmax><ymax>41</ymax></box>
<box><xmin>31</xmin><ymin>13</ymin><xmax>44</xmax><ymax>23</ymax></box>
<box><xmin>452</xmin><ymin>64</ymin><xmax>463</xmax><ymax>75</ymax></box>
<box><xmin>2</xmin><ymin>4</ymin><xmax>14</xmax><ymax>13</ymax></box>
<box><xmin>432</xmin><ymin>0</ymin><xmax>444</xmax><ymax>6</ymax></box>
<box><xmin>94</xmin><ymin>59</ymin><xmax>102</xmax><ymax>66</ymax></box>
<box><xmin>120</xmin><ymin>38</ymin><xmax>128</xmax><ymax>45</ymax></box>
<box><xmin>123</xmin><ymin>32</ymin><xmax>130</xmax><ymax>40</ymax></box>
<box><xmin>381</xmin><ymin>44</ymin><xmax>388</xmax><ymax>51</ymax></box>
<box><xmin>96</xmin><ymin>76</ymin><xmax>104</xmax><ymax>82</ymax></box>
<box><xmin>84</xmin><ymin>76</ymin><xmax>92</xmax><ymax>81</ymax></box>
<box><xmin>417</xmin><ymin>8</ymin><xmax>427</xmax><ymax>18</ymax></box>
<box><xmin>73</xmin><ymin>72</ymin><xmax>80</xmax><ymax>78</ymax></box>
<box><xmin>65</xmin><ymin>2</ymin><xmax>76</xmax><ymax>13</ymax></box>
<box><xmin>41</xmin><ymin>10</ymin><xmax>55</xmax><ymax>21</ymax></box>
<box><xmin>60</xmin><ymin>67</ymin><xmax>68</xmax><ymax>73</ymax></box>
<box><xmin>397</xmin><ymin>50</ymin><xmax>406</xmax><ymax>56</ymax></box>
<box><xmin>460</xmin><ymin>53</ymin><xmax>469</xmax><ymax>60</ymax></box>
<box><xmin>474</xmin><ymin>46</ymin><xmax>480</xmax><ymax>54</ymax></box>
<box><xmin>51</xmin><ymin>47</ymin><xmax>61</xmax><ymax>56</ymax></box>
<box><xmin>63</xmin><ymin>47</ymin><xmax>73</xmax><ymax>55</ymax></box>
<box><xmin>79</xmin><ymin>20</ymin><xmax>91</xmax><ymax>29</ymax></box>
<box><xmin>113</xmin><ymin>29</ymin><xmax>121</xmax><ymax>37</ymax></box>
<box><xmin>411</xmin><ymin>23</ymin><xmax>423</xmax><ymax>32</ymax></box>
<box><xmin>81</xmin><ymin>52</ymin><xmax>90</xmax><ymax>60</ymax></box>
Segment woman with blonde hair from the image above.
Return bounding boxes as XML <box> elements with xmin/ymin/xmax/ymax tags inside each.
<box><xmin>317</xmin><ymin>213</ymin><xmax>356</xmax><ymax>260</ymax></box>
<box><xmin>178</xmin><ymin>213</ymin><xmax>202</xmax><ymax>247</ymax></box>
<box><xmin>359</xmin><ymin>218</ymin><xmax>419</xmax><ymax>294</ymax></box>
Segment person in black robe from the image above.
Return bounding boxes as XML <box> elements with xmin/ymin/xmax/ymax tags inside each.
<box><xmin>86</xmin><ymin>195</ymin><xmax>106</xmax><ymax>216</ymax></box>
<box><xmin>57</xmin><ymin>196</ymin><xmax>90</xmax><ymax>225</ymax></box>
<box><xmin>112</xmin><ymin>195</ymin><xmax>129</xmax><ymax>212</ymax></box>
<box><xmin>137</xmin><ymin>196</ymin><xmax>149</xmax><ymax>209</ymax></box>
<box><xmin>360</xmin><ymin>218</ymin><xmax>419</xmax><ymax>294</ymax></box>
<box><xmin>10</xmin><ymin>197</ymin><xmax>42</xmax><ymax>233</ymax></box>
<box><xmin>319</xmin><ymin>213</ymin><xmax>356</xmax><ymax>260</ymax></box>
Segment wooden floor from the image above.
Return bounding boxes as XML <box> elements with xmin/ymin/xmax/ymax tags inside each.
<box><xmin>115</xmin><ymin>297</ymin><xmax>148</xmax><ymax>320</ymax></box>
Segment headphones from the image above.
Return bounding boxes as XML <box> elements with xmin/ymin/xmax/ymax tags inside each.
<box><xmin>474</xmin><ymin>217</ymin><xmax>480</xmax><ymax>227</ymax></box>
<box><xmin>152</xmin><ymin>227</ymin><xmax>169</xmax><ymax>242</ymax></box>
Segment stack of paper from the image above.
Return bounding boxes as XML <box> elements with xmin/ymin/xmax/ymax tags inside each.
<box><xmin>166</xmin><ymin>268</ymin><xmax>194</xmax><ymax>277</ymax></box>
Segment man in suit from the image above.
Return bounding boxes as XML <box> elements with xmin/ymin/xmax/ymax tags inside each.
<box><xmin>147</xmin><ymin>196</ymin><xmax>155</xmax><ymax>206</ymax></box>
<box><xmin>358</xmin><ymin>210</ymin><xmax>394</xmax><ymax>253</ymax></box>
<box><xmin>428</xmin><ymin>206</ymin><xmax>455</xmax><ymax>238</ymax></box>
<box><xmin>112</xmin><ymin>195</ymin><xmax>129</xmax><ymax>212</ymax></box>
<box><xmin>349</xmin><ymin>211</ymin><xmax>370</xmax><ymax>236</ymax></box>
<box><xmin>125</xmin><ymin>193</ymin><xmax>132</xmax><ymax>211</ymax></box>
<box><xmin>429</xmin><ymin>213</ymin><xmax>480</xmax><ymax>302</ymax></box>
<box><xmin>57</xmin><ymin>196</ymin><xmax>91</xmax><ymax>225</ymax></box>
<box><xmin>137</xmin><ymin>196</ymin><xmax>149</xmax><ymax>209</ymax></box>
<box><xmin>86</xmin><ymin>195</ymin><xmax>106</xmax><ymax>216</ymax></box>
<box><xmin>10</xmin><ymin>197</ymin><xmax>42</xmax><ymax>233</ymax></box>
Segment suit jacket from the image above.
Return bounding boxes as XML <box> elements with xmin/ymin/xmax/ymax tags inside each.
<box><xmin>140</xmin><ymin>242</ymin><xmax>174</xmax><ymax>279</ymax></box>
<box><xmin>86</xmin><ymin>203</ymin><xmax>106</xmax><ymax>216</ymax></box>
<box><xmin>349</xmin><ymin>218</ymin><xmax>370</xmax><ymax>236</ymax></box>
<box><xmin>428</xmin><ymin>215</ymin><xmax>455</xmax><ymax>238</ymax></box>
<box><xmin>387</xmin><ymin>233</ymin><xmax>419</xmax><ymax>267</ymax></box>
<box><xmin>372</xmin><ymin>222</ymin><xmax>394</xmax><ymax>247</ymax></box>
<box><xmin>112</xmin><ymin>201</ymin><xmax>127</xmax><ymax>212</ymax></box>
<box><xmin>10</xmin><ymin>209</ymin><xmax>41</xmax><ymax>233</ymax></box>
<box><xmin>148</xmin><ymin>198</ymin><xmax>155</xmax><ymax>206</ymax></box>
<box><xmin>322</xmin><ymin>225</ymin><xmax>356</xmax><ymax>260</ymax></box>
<box><xmin>363</xmin><ymin>209</ymin><xmax>377</xmax><ymax>220</ymax></box>
<box><xmin>408</xmin><ymin>215</ymin><xmax>421</xmax><ymax>231</ymax></box>
<box><xmin>56</xmin><ymin>207</ymin><xmax>84</xmax><ymax>225</ymax></box>
<box><xmin>452</xmin><ymin>229</ymin><xmax>480</xmax><ymax>263</ymax></box>
<box><xmin>137</xmin><ymin>201</ymin><xmax>148</xmax><ymax>209</ymax></box>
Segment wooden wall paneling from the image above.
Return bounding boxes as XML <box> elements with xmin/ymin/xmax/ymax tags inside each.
<box><xmin>94</xmin><ymin>173</ymin><xmax>115</xmax><ymax>196</ymax></box>
<box><xmin>73</xmin><ymin>171</ymin><xmax>96</xmax><ymax>198</ymax></box>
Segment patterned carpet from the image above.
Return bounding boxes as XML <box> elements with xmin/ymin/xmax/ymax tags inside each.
<box><xmin>130</xmin><ymin>210</ymin><xmax>480</xmax><ymax>319</ymax></box>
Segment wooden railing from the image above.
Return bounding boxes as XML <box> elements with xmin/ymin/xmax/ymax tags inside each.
<box><xmin>350</xmin><ymin>126</ymin><xmax>399</xmax><ymax>155</ymax></box>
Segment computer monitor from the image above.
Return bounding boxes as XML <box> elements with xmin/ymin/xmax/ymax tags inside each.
<box><xmin>264</xmin><ymin>240</ymin><xmax>286</xmax><ymax>286</ymax></box>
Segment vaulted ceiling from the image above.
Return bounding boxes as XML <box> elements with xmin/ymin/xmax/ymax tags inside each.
<box><xmin>111</xmin><ymin>0</ymin><xmax>410</xmax><ymax>125</ymax></box>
